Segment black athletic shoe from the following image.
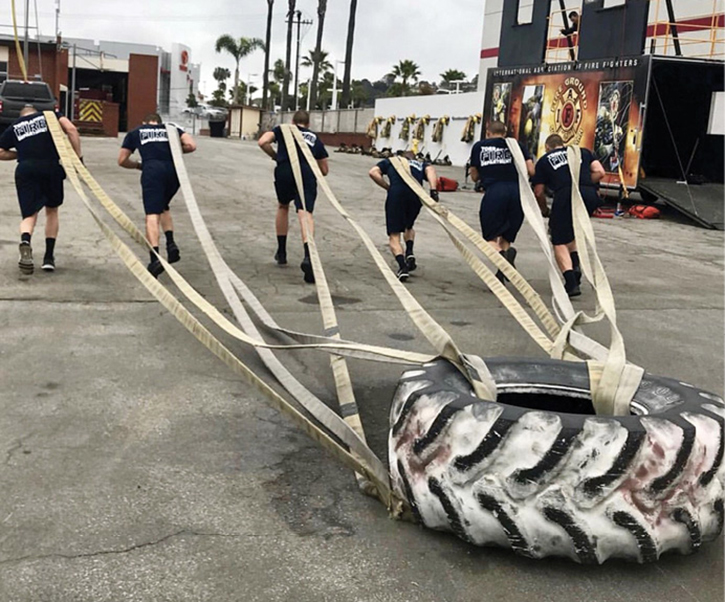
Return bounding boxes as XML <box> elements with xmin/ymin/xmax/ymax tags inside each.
<box><xmin>396</xmin><ymin>267</ymin><xmax>409</xmax><ymax>282</ymax></box>
<box><xmin>495</xmin><ymin>269</ymin><xmax>506</xmax><ymax>284</ymax></box>
<box><xmin>147</xmin><ymin>259</ymin><xmax>165</xmax><ymax>279</ymax></box>
<box><xmin>567</xmin><ymin>283</ymin><xmax>582</xmax><ymax>298</ymax></box>
<box><xmin>41</xmin><ymin>256</ymin><xmax>55</xmax><ymax>272</ymax></box>
<box><xmin>167</xmin><ymin>241</ymin><xmax>180</xmax><ymax>264</ymax></box>
<box><xmin>300</xmin><ymin>257</ymin><xmax>315</xmax><ymax>283</ymax></box>
<box><xmin>274</xmin><ymin>250</ymin><xmax>287</xmax><ymax>265</ymax></box>
<box><xmin>18</xmin><ymin>242</ymin><xmax>33</xmax><ymax>275</ymax></box>
<box><xmin>574</xmin><ymin>265</ymin><xmax>582</xmax><ymax>285</ymax></box>
<box><xmin>405</xmin><ymin>254</ymin><xmax>417</xmax><ymax>272</ymax></box>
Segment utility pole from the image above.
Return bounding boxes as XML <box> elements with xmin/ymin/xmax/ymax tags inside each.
<box><xmin>293</xmin><ymin>10</ymin><xmax>313</xmax><ymax>111</ymax></box>
<box><xmin>55</xmin><ymin>0</ymin><xmax>61</xmax><ymax>40</ymax></box>
<box><xmin>70</xmin><ymin>44</ymin><xmax>76</xmax><ymax>120</ymax></box>
<box><xmin>23</xmin><ymin>0</ymin><xmax>30</xmax><ymax>74</ymax></box>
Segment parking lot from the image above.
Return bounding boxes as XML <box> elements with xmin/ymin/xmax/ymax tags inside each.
<box><xmin>0</xmin><ymin>135</ymin><xmax>722</xmax><ymax>602</ymax></box>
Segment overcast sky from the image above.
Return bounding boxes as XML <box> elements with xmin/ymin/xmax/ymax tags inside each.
<box><xmin>9</xmin><ymin>0</ymin><xmax>484</xmax><ymax>96</ymax></box>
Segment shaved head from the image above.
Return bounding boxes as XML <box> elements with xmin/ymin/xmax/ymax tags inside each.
<box><xmin>19</xmin><ymin>105</ymin><xmax>37</xmax><ymax>117</ymax></box>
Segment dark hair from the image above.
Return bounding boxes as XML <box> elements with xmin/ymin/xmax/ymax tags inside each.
<box><xmin>292</xmin><ymin>110</ymin><xmax>310</xmax><ymax>126</ymax></box>
<box><xmin>487</xmin><ymin>121</ymin><xmax>507</xmax><ymax>136</ymax></box>
<box><xmin>569</xmin><ymin>11</ymin><xmax>578</xmax><ymax>19</ymax></box>
<box><xmin>546</xmin><ymin>134</ymin><xmax>564</xmax><ymax>148</ymax></box>
<box><xmin>143</xmin><ymin>113</ymin><xmax>162</xmax><ymax>124</ymax></box>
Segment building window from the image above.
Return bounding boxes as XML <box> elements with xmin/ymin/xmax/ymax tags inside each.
<box><xmin>0</xmin><ymin>61</ymin><xmax>7</xmax><ymax>83</ymax></box>
<box><xmin>603</xmin><ymin>0</ymin><xmax>626</xmax><ymax>8</ymax></box>
<box><xmin>517</xmin><ymin>1</ymin><xmax>534</xmax><ymax>25</ymax></box>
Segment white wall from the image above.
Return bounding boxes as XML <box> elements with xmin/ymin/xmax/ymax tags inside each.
<box><xmin>373</xmin><ymin>92</ymin><xmax>485</xmax><ymax>166</ymax></box>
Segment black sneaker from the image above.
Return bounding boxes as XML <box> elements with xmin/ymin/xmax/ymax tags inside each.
<box><xmin>396</xmin><ymin>267</ymin><xmax>409</xmax><ymax>282</ymax></box>
<box><xmin>41</xmin><ymin>256</ymin><xmax>55</xmax><ymax>272</ymax></box>
<box><xmin>274</xmin><ymin>250</ymin><xmax>287</xmax><ymax>265</ymax></box>
<box><xmin>574</xmin><ymin>265</ymin><xmax>582</xmax><ymax>285</ymax></box>
<box><xmin>18</xmin><ymin>242</ymin><xmax>33</xmax><ymax>275</ymax></box>
<box><xmin>495</xmin><ymin>269</ymin><xmax>506</xmax><ymax>284</ymax></box>
<box><xmin>147</xmin><ymin>259</ymin><xmax>165</xmax><ymax>279</ymax></box>
<box><xmin>167</xmin><ymin>241</ymin><xmax>180</xmax><ymax>264</ymax></box>
<box><xmin>405</xmin><ymin>254</ymin><xmax>417</xmax><ymax>272</ymax></box>
<box><xmin>567</xmin><ymin>283</ymin><xmax>582</xmax><ymax>298</ymax></box>
<box><xmin>300</xmin><ymin>257</ymin><xmax>315</xmax><ymax>283</ymax></box>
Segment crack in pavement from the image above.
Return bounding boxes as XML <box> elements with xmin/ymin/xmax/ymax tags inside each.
<box><xmin>3</xmin><ymin>433</ymin><xmax>34</xmax><ymax>466</ymax></box>
<box><xmin>0</xmin><ymin>529</ymin><xmax>249</xmax><ymax>566</ymax></box>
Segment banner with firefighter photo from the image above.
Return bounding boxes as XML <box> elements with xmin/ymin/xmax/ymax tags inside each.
<box><xmin>483</xmin><ymin>57</ymin><xmax>651</xmax><ymax>189</ymax></box>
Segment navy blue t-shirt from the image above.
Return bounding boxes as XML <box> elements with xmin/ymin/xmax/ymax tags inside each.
<box><xmin>469</xmin><ymin>137</ymin><xmax>530</xmax><ymax>189</ymax></box>
<box><xmin>377</xmin><ymin>157</ymin><xmax>429</xmax><ymax>192</ymax></box>
<box><xmin>531</xmin><ymin>147</ymin><xmax>596</xmax><ymax>193</ymax></box>
<box><xmin>0</xmin><ymin>111</ymin><xmax>64</xmax><ymax>162</ymax></box>
<box><xmin>122</xmin><ymin>124</ymin><xmax>185</xmax><ymax>163</ymax></box>
<box><xmin>272</xmin><ymin>125</ymin><xmax>328</xmax><ymax>170</ymax></box>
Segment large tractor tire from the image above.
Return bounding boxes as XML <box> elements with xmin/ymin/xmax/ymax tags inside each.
<box><xmin>389</xmin><ymin>358</ymin><xmax>724</xmax><ymax>563</ymax></box>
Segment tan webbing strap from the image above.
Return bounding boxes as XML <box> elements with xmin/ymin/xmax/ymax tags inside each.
<box><xmin>44</xmin><ymin>113</ymin><xmax>400</xmax><ymax>510</ymax></box>
<box><xmin>280</xmin><ymin>124</ymin><xmax>376</xmax><ymax>493</ymax></box>
<box><xmin>506</xmin><ymin>139</ymin><xmax>612</xmax><ymax>363</ymax></box>
<box><xmin>282</xmin><ymin>125</ymin><xmax>497</xmax><ymax>402</ymax></box>
<box><xmin>567</xmin><ymin>146</ymin><xmax>643</xmax><ymax>415</ymax></box>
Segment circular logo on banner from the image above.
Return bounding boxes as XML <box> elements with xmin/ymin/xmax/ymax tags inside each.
<box><xmin>181</xmin><ymin>50</ymin><xmax>189</xmax><ymax>66</ymax></box>
<box><xmin>551</xmin><ymin>77</ymin><xmax>588</xmax><ymax>144</ymax></box>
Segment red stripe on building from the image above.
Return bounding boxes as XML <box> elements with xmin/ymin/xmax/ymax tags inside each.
<box><xmin>480</xmin><ymin>13</ymin><xmax>724</xmax><ymax>59</ymax></box>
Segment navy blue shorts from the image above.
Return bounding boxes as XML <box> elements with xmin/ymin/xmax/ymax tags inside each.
<box><xmin>274</xmin><ymin>164</ymin><xmax>317</xmax><ymax>213</ymax></box>
<box><xmin>478</xmin><ymin>181</ymin><xmax>524</xmax><ymax>243</ymax></box>
<box><xmin>550</xmin><ymin>186</ymin><xmax>601</xmax><ymax>245</ymax></box>
<box><xmin>385</xmin><ymin>189</ymin><xmax>422</xmax><ymax>235</ymax></box>
<box><xmin>15</xmin><ymin>160</ymin><xmax>65</xmax><ymax>219</ymax></box>
<box><xmin>141</xmin><ymin>162</ymin><xmax>180</xmax><ymax>215</ymax></box>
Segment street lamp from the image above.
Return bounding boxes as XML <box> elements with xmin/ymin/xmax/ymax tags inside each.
<box><xmin>331</xmin><ymin>59</ymin><xmax>345</xmax><ymax>110</ymax></box>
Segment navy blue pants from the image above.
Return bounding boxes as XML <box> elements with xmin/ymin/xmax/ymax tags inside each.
<box><xmin>550</xmin><ymin>186</ymin><xmax>601</xmax><ymax>245</ymax></box>
<box><xmin>16</xmin><ymin>160</ymin><xmax>65</xmax><ymax>219</ymax></box>
<box><xmin>141</xmin><ymin>161</ymin><xmax>180</xmax><ymax>215</ymax></box>
<box><xmin>274</xmin><ymin>163</ymin><xmax>317</xmax><ymax>212</ymax></box>
<box><xmin>478</xmin><ymin>181</ymin><xmax>524</xmax><ymax>243</ymax></box>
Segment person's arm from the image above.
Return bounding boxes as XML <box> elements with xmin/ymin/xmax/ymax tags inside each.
<box><xmin>258</xmin><ymin>131</ymin><xmax>277</xmax><ymax>160</ymax></box>
<box><xmin>0</xmin><ymin>149</ymin><xmax>17</xmax><ymax>161</ymax></box>
<box><xmin>525</xmin><ymin>159</ymin><xmax>535</xmax><ymax>179</ymax></box>
<box><xmin>180</xmin><ymin>132</ymin><xmax>196</xmax><ymax>154</ymax></box>
<box><xmin>368</xmin><ymin>166</ymin><xmax>389</xmax><ymax>190</ymax></box>
<box><xmin>118</xmin><ymin>148</ymin><xmax>142</xmax><ymax>170</ymax></box>
<box><xmin>317</xmin><ymin>157</ymin><xmax>329</xmax><ymax>176</ymax></box>
<box><xmin>590</xmin><ymin>160</ymin><xmax>606</xmax><ymax>184</ymax></box>
<box><xmin>468</xmin><ymin>165</ymin><xmax>479</xmax><ymax>182</ymax></box>
<box><xmin>534</xmin><ymin>184</ymin><xmax>550</xmax><ymax>217</ymax></box>
<box><xmin>425</xmin><ymin>165</ymin><xmax>439</xmax><ymax>201</ymax></box>
<box><xmin>59</xmin><ymin>116</ymin><xmax>82</xmax><ymax>159</ymax></box>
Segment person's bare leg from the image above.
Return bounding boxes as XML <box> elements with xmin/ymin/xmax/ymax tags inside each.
<box><xmin>276</xmin><ymin>203</ymin><xmax>289</xmax><ymax>236</ymax></box>
<box><xmin>44</xmin><ymin>207</ymin><xmax>59</xmax><ymax>239</ymax></box>
<box><xmin>497</xmin><ymin>236</ymin><xmax>510</xmax><ymax>252</ymax></box>
<box><xmin>389</xmin><ymin>233</ymin><xmax>404</xmax><ymax>257</ymax></box>
<box><xmin>403</xmin><ymin>228</ymin><xmax>417</xmax><ymax>271</ymax></box>
<box><xmin>160</xmin><ymin>210</ymin><xmax>173</xmax><ymax>233</ymax></box>
<box><xmin>554</xmin><ymin>244</ymin><xmax>573</xmax><ymax>272</ymax></box>
<box><xmin>146</xmin><ymin>214</ymin><xmax>161</xmax><ymax>249</ymax></box>
<box><xmin>20</xmin><ymin>213</ymin><xmax>38</xmax><ymax>237</ymax></box>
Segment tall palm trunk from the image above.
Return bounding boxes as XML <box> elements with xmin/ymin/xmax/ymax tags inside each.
<box><xmin>233</xmin><ymin>59</ymin><xmax>241</xmax><ymax>104</ymax></box>
<box><xmin>309</xmin><ymin>0</ymin><xmax>327</xmax><ymax>109</ymax></box>
<box><xmin>282</xmin><ymin>0</ymin><xmax>296</xmax><ymax>111</ymax></box>
<box><xmin>340</xmin><ymin>0</ymin><xmax>357</xmax><ymax>109</ymax></box>
<box><xmin>262</xmin><ymin>0</ymin><xmax>274</xmax><ymax>110</ymax></box>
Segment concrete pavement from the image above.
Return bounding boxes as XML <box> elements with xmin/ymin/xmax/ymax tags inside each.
<box><xmin>0</xmin><ymin>136</ymin><xmax>722</xmax><ymax>601</ymax></box>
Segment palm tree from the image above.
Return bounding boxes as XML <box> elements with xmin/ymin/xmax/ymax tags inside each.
<box><xmin>301</xmin><ymin>49</ymin><xmax>332</xmax><ymax>75</ymax></box>
<box><xmin>309</xmin><ymin>0</ymin><xmax>328</xmax><ymax>109</ymax></box>
<box><xmin>440</xmin><ymin>69</ymin><xmax>467</xmax><ymax>90</ymax></box>
<box><xmin>215</xmin><ymin>35</ymin><xmax>265</xmax><ymax>104</ymax></box>
<box><xmin>262</xmin><ymin>0</ymin><xmax>274</xmax><ymax>110</ymax></box>
<box><xmin>282</xmin><ymin>0</ymin><xmax>296</xmax><ymax>111</ymax></box>
<box><xmin>273</xmin><ymin>58</ymin><xmax>287</xmax><ymax>84</ymax></box>
<box><xmin>389</xmin><ymin>59</ymin><xmax>421</xmax><ymax>96</ymax></box>
<box><xmin>340</xmin><ymin>0</ymin><xmax>358</xmax><ymax>109</ymax></box>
